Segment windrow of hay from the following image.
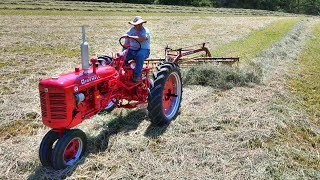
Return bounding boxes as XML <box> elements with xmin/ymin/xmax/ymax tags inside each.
<box><xmin>183</xmin><ymin>18</ymin><xmax>302</xmax><ymax>90</ymax></box>
<box><xmin>251</xmin><ymin>19</ymin><xmax>316</xmax><ymax>83</ymax></box>
<box><xmin>183</xmin><ymin>62</ymin><xmax>262</xmax><ymax>89</ymax></box>
<box><xmin>249</xmin><ymin>19</ymin><xmax>320</xmax><ymax>178</ymax></box>
<box><xmin>212</xmin><ymin>18</ymin><xmax>301</xmax><ymax>62</ymax></box>
<box><xmin>181</xmin><ymin>18</ymin><xmax>320</xmax><ymax>179</ymax></box>
<box><xmin>288</xmin><ymin>22</ymin><xmax>320</xmax><ymax>125</ymax></box>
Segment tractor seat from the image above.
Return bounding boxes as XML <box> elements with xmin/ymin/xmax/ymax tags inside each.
<box><xmin>97</xmin><ymin>55</ymin><xmax>113</xmax><ymax>66</ymax></box>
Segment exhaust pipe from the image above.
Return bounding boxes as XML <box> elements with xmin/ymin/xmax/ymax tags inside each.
<box><xmin>81</xmin><ymin>26</ymin><xmax>89</xmax><ymax>74</ymax></box>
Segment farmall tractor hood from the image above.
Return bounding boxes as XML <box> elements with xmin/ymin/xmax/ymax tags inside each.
<box><xmin>39</xmin><ymin>66</ymin><xmax>116</xmax><ymax>89</ymax></box>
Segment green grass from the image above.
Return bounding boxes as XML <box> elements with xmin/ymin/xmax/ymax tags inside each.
<box><xmin>0</xmin><ymin>111</ymin><xmax>42</xmax><ymax>140</ymax></box>
<box><xmin>0</xmin><ymin>62</ymin><xmax>5</xmax><ymax>68</ymax></box>
<box><xmin>212</xmin><ymin>18</ymin><xmax>301</xmax><ymax>62</ymax></box>
<box><xmin>288</xmin><ymin>22</ymin><xmax>320</xmax><ymax>125</ymax></box>
<box><xmin>263</xmin><ymin>25</ymin><xmax>320</xmax><ymax>173</ymax></box>
<box><xmin>0</xmin><ymin>120</ymin><xmax>42</xmax><ymax>140</ymax></box>
<box><xmin>274</xmin><ymin>125</ymin><xmax>320</xmax><ymax>167</ymax></box>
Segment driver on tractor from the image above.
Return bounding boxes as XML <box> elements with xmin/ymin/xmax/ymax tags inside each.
<box><xmin>121</xmin><ymin>16</ymin><xmax>151</xmax><ymax>82</ymax></box>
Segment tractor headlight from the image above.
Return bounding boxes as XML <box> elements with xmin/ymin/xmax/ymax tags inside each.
<box><xmin>74</xmin><ymin>93</ymin><xmax>85</xmax><ymax>104</ymax></box>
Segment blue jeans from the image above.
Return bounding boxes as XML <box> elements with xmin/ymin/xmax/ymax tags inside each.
<box><xmin>125</xmin><ymin>49</ymin><xmax>150</xmax><ymax>77</ymax></box>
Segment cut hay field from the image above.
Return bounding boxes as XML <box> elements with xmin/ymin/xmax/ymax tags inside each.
<box><xmin>0</xmin><ymin>0</ymin><xmax>319</xmax><ymax>179</ymax></box>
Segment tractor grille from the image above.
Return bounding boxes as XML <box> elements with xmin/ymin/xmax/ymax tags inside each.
<box><xmin>40</xmin><ymin>91</ymin><xmax>47</xmax><ymax>117</ymax></box>
<box><xmin>49</xmin><ymin>93</ymin><xmax>67</xmax><ymax>119</ymax></box>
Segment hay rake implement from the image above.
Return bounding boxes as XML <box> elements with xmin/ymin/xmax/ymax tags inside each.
<box><xmin>145</xmin><ymin>42</ymin><xmax>239</xmax><ymax>68</ymax></box>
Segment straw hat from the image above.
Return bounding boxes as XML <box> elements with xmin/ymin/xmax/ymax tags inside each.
<box><xmin>128</xmin><ymin>16</ymin><xmax>147</xmax><ymax>25</ymax></box>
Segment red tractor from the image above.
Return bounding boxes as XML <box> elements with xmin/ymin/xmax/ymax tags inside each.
<box><xmin>38</xmin><ymin>27</ymin><xmax>183</xmax><ymax>169</ymax></box>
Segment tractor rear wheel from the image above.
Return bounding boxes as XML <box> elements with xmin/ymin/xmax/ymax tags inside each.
<box><xmin>39</xmin><ymin>130</ymin><xmax>59</xmax><ymax>167</ymax></box>
<box><xmin>51</xmin><ymin>129</ymin><xmax>87</xmax><ymax>170</ymax></box>
<box><xmin>147</xmin><ymin>62</ymin><xmax>182</xmax><ymax>126</ymax></box>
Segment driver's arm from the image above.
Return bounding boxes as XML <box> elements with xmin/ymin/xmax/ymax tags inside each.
<box><xmin>128</xmin><ymin>35</ymin><xmax>147</xmax><ymax>43</ymax></box>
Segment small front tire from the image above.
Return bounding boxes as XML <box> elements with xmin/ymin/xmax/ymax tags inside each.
<box><xmin>51</xmin><ymin>129</ymin><xmax>87</xmax><ymax>170</ymax></box>
<box><xmin>39</xmin><ymin>130</ymin><xmax>59</xmax><ymax>167</ymax></box>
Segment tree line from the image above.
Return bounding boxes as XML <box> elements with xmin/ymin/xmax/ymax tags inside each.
<box><xmin>77</xmin><ymin>0</ymin><xmax>320</xmax><ymax>15</ymax></box>
<box><xmin>213</xmin><ymin>0</ymin><xmax>320</xmax><ymax>15</ymax></box>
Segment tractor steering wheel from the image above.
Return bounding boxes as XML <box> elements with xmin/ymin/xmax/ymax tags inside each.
<box><xmin>119</xmin><ymin>36</ymin><xmax>141</xmax><ymax>51</ymax></box>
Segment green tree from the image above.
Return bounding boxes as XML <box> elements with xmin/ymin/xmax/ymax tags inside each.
<box><xmin>304</xmin><ymin>0</ymin><xmax>320</xmax><ymax>15</ymax></box>
<box><xmin>63</xmin><ymin>0</ymin><xmax>320</xmax><ymax>15</ymax></box>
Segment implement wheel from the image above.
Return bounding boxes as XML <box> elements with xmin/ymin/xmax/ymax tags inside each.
<box><xmin>51</xmin><ymin>129</ymin><xmax>87</xmax><ymax>170</ymax></box>
<box><xmin>147</xmin><ymin>62</ymin><xmax>182</xmax><ymax>126</ymax></box>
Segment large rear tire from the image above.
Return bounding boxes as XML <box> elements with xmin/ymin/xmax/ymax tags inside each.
<box><xmin>147</xmin><ymin>62</ymin><xmax>182</xmax><ymax>126</ymax></box>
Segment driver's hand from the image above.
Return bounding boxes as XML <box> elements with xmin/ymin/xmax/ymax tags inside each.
<box><xmin>122</xmin><ymin>34</ymin><xmax>129</xmax><ymax>38</ymax></box>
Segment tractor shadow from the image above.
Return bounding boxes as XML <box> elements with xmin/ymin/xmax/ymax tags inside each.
<box><xmin>28</xmin><ymin>162</ymin><xmax>84</xmax><ymax>180</ymax></box>
<box><xmin>144</xmin><ymin>123</ymin><xmax>169</xmax><ymax>138</ymax></box>
<box><xmin>28</xmin><ymin>109</ymin><xmax>168</xmax><ymax>179</ymax></box>
<box><xmin>87</xmin><ymin>108</ymin><xmax>148</xmax><ymax>153</ymax></box>
<box><xmin>88</xmin><ymin>108</ymin><xmax>169</xmax><ymax>153</ymax></box>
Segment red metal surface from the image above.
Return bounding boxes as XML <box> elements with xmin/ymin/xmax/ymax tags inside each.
<box><xmin>145</xmin><ymin>42</ymin><xmax>239</xmax><ymax>67</ymax></box>
<box><xmin>39</xmin><ymin>52</ymin><xmax>151</xmax><ymax>130</ymax></box>
<box><xmin>39</xmin><ymin>65</ymin><xmax>117</xmax><ymax>129</ymax></box>
<box><xmin>162</xmin><ymin>74</ymin><xmax>176</xmax><ymax>116</ymax></box>
<box><xmin>165</xmin><ymin>42</ymin><xmax>212</xmax><ymax>63</ymax></box>
<box><xmin>64</xmin><ymin>138</ymin><xmax>80</xmax><ymax>162</ymax></box>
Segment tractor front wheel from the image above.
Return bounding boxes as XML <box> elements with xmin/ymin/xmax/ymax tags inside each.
<box><xmin>147</xmin><ymin>62</ymin><xmax>182</xmax><ymax>126</ymax></box>
<box><xmin>51</xmin><ymin>129</ymin><xmax>87</xmax><ymax>170</ymax></box>
<box><xmin>39</xmin><ymin>130</ymin><xmax>59</xmax><ymax>167</ymax></box>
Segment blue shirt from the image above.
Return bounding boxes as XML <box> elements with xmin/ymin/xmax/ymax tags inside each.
<box><xmin>126</xmin><ymin>26</ymin><xmax>150</xmax><ymax>50</ymax></box>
